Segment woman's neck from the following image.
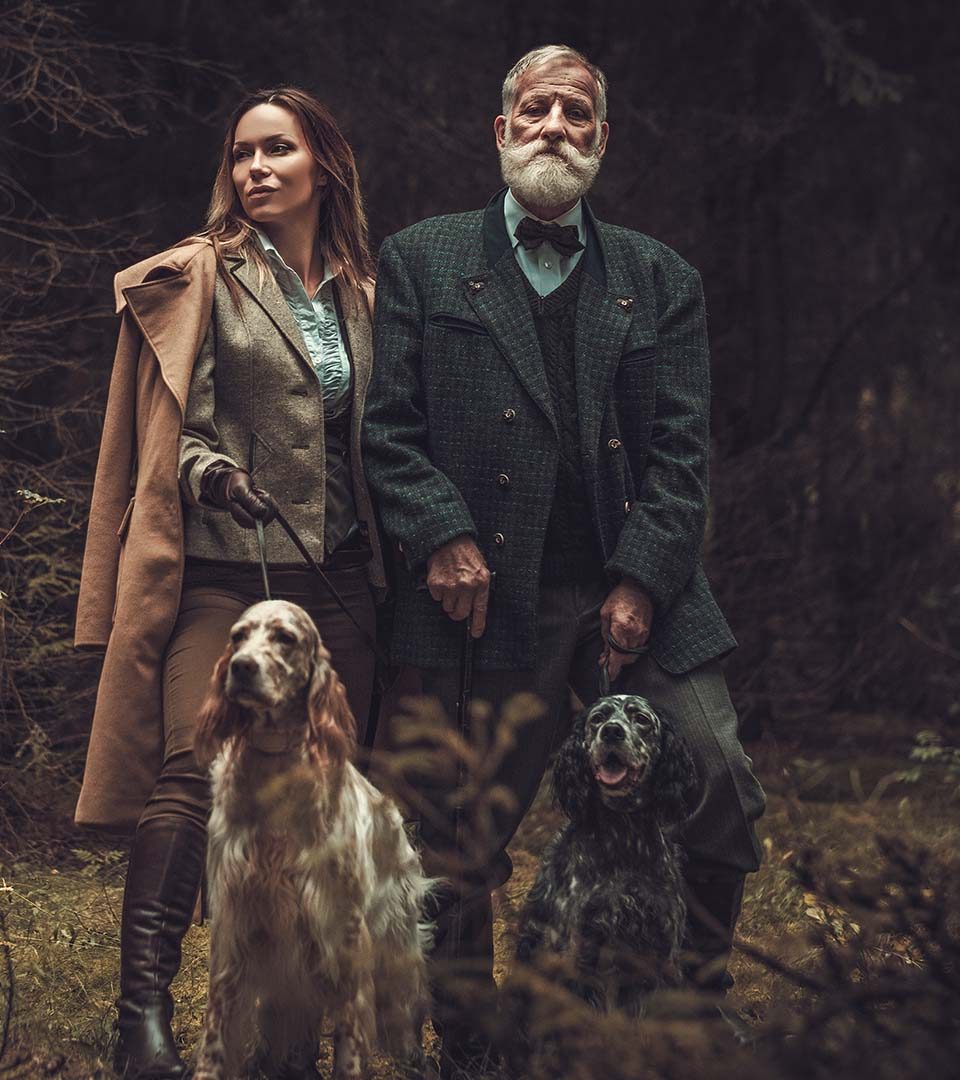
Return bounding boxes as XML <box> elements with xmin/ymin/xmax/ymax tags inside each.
<box><xmin>260</xmin><ymin>214</ymin><xmax>324</xmax><ymax>294</ymax></box>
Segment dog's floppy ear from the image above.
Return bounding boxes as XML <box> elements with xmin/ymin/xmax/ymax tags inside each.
<box><xmin>652</xmin><ymin>717</ymin><xmax>700</xmax><ymax>826</ymax></box>
<box><xmin>552</xmin><ymin>712</ymin><xmax>595</xmax><ymax>825</ymax></box>
<box><xmin>194</xmin><ymin>645</ymin><xmax>251</xmax><ymax>766</ymax></box>
<box><xmin>306</xmin><ymin>636</ymin><xmax>357</xmax><ymax>766</ymax></box>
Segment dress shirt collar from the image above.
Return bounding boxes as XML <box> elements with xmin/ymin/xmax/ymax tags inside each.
<box><xmin>253</xmin><ymin>227</ymin><xmax>335</xmax><ymax>295</ymax></box>
<box><xmin>503</xmin><ymin>188</ymin><xmax>585</xmax><ymax>251</ymax></box>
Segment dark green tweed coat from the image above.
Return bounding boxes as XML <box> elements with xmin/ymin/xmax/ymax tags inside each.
<box><xmin>363</xmin><ymin>190</ymin><xmax>736</xmax><ymax>673</ymax></box>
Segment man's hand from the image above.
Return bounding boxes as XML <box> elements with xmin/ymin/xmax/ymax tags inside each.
<box><xmin>599</xmin><ymin>578</ymin><xmax>654</xmax><ymax>680</ymax></box>
<box><xmin>426</xmin><ymin>536</ymin><xmax>491</xmax><ymax>638</ymax></box>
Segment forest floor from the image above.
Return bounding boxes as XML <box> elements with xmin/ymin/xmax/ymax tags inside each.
<box><xmin>1</xmin><ymin>711</ymin><xmax>957</xmax><ymax>1078</ymax></box>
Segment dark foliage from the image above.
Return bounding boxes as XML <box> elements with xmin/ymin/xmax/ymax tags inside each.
<box><xmin>1</xmin><ymin>1</ymin><xmax>958</xmax><ymax>822</ymax></box>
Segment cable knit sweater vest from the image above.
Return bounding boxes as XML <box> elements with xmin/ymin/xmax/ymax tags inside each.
<box><xmin>523</xmin><ymin>262</ymin><xmax>602</xmax><ymax>584</ymax></box>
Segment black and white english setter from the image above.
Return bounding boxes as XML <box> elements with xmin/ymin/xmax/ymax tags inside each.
<box><xmin>192</xmin><ymin>600</ymin><xmax>432</xmax><ymax>1080</ymax></box>
<box><xmin>517</xmin><ymin>694</ymin><xmax>699</xmax><ymax>1016</ymax></box>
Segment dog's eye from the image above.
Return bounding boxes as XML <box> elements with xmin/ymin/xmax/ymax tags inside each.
<box><xmin>230</xmin><ymin>628</ymin><xmax>248</xmax><ymax>645</ymax></box>
<box><xmin>272</xmin><ymin>628</ymin><xmax>297</xmax><ymax>646</ymax></box>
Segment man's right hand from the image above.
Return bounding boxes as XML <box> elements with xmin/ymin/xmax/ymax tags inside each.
<box><xmin>426</xmin><ymin>536</ymin><xmax>491</xmax><ymax>638</ymax></box>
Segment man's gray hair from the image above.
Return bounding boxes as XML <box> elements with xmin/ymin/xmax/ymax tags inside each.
<box><xmin>501</xmin><ymin>45</ymin><xmax>609</xmax><ymax>124</ymax></box>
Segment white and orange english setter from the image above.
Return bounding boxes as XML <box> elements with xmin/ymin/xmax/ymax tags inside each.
<box><xmin>192</xmin><ymin>600</ymin><xmax>432</xmax><ymax>1080</ymax></box>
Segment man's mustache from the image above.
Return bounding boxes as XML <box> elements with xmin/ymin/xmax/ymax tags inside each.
<box><xmin>504</xmin><ymin>139</ymin><xmax>594</xmax><ymax>172</ymax></box>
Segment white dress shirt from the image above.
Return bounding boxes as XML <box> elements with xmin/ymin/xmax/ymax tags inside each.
<box><xmin>254</xmin><ymin>228</ymin><xmax>351</xmax><ymax>417</ymax></box>
<box><xmin>503</xmin><ymin>188</ymin><xmax>586</xmax><ymax>298</ymax></box>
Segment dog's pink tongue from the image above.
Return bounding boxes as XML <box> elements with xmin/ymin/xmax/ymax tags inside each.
<box><xmin>597</xmin><ymin>764</ymin><xmax>628</xmax><ymax>786</ymax></box>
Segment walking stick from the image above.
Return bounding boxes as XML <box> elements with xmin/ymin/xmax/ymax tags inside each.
<box><xmin>449</xmin><ymin>573</ymin><xmax>493</xmax><ymax>977</ymax></box>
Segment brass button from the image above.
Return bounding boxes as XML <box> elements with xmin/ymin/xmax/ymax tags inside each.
<box><xmin>496</xmin><ymin>473</ymin><xmax>510</xmax><ymax>488</ymax></box>
<box><xmin>468</xmin><ymin>279</ymin><xmax>485</xmax><ymax>291</ymax></box>
<box><xmin>493</xmin><ymin>532</ymin><xmax>505</xmax><ymax>546</ymax></box>
<box><xmin>502</xmin><ymin>408</ymin><xmax>516</xmax><ymax>422</ymax></box>
<box><xmin>608</xmin><ymin>438</ymin><xmax>623</xmax><ymax>451</ymax></box>
<box><xmin>616</xmin><ymin>296</ymin><xmax>634</xmax><ymax>313</ymax></box>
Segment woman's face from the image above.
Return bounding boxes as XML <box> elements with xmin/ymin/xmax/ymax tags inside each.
<box><xmin>232</xmin><ymin>103</ymin><xmax>325</xmax><ymax>227</ymax></box>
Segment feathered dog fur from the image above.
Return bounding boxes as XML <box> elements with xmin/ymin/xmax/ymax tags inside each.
<box><xmin>192</xmin><ymin>600</ymin><xmax>432</xmax><ymax>1080</ymax></box>
<box><xmin>517</xmin><ymin>694</ymin><xmax>699</xmax><ymax>1017</ymax></box>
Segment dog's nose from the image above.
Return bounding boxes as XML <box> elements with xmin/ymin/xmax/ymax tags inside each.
<box><xmin>230</xmin><ymin>655</ymin><xmax>258</xmax><ymax>682</ymax></box>
<box><xmin>600</xmin><ymin>722</ymin><xmax>626</xmax><ymax>743</ymax></box>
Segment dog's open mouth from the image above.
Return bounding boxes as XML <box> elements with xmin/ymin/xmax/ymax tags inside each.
<box><xmin>594</xmin><ymin>753</ymin><xmax>640</xmax><ymax>793</ymax></box>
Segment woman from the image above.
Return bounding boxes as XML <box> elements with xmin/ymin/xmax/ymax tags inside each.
<box><xmin>74</xmin><ymin>88</ymin><xmax>385</xmax><ymax>1079</ymax></box>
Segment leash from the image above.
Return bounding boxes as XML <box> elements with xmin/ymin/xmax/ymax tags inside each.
<box><xmin>251</xmin><ymin>507</ymin><xmax>392</xmax><ymax>679</ymax></box>
<box><xmin>599</xmin><ymin>631</ymin><xmax>650</xmax><ymax>696</ymax></box>
<box><xmin>255</xmin><ymin>520</ymin><xmax>272</xmax><ymax>600</ymax></box>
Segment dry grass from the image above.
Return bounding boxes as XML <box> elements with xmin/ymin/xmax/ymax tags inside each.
<box><xmin>1</xmin><ymin>717</ymin><xmax>958</xmax><ymax>1078</ymax></box>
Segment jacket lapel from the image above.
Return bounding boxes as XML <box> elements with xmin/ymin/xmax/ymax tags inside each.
<box><xmin>575</xmin><ymin>211</ymin><xmax>635</xmax><ymax>459</ymax></box>
<box><xmin>119</xmin><ymin>252</ymin><xmax>216</xmax><ymax>415</ymax></box>
<box><xmin>461</xmin><ymin>192</ymin><xmax>557</xmax><ymax>434</ymax></box>
<box><xmin>227</xmin><ymin>254</ymin><xmax>314</xmax><ymax>373</ymax></box>
<box><xmin>338</xmin><ymin>282</ymin><xmax>372</xmax><ymax>403</ymax></box>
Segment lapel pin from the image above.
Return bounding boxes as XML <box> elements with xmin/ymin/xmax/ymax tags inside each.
<box><xmin>616</xmin><ymin>296</ymin><xmax>634</xmax><ymax>313</ymax></box>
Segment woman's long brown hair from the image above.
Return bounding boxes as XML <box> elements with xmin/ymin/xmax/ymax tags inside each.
<box><xmin>185</xmin><ymin>86</ymin><xmax>373</xmax><ymax>310</ymax></box>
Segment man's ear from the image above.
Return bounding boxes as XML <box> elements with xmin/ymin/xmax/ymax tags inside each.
<box><xmin>596</xmin><ymin>121</ymin><xmax>609</xmax><ymax>158</ymax></box>
<box><xmin>494</xmin><ymin>115</ymin><xmax>507</xmax><ymax>149</ymax></box>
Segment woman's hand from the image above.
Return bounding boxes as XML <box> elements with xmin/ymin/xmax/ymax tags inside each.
<box><xmin>201</xmin><ymin>466</ymin><xmax>277</xmax><ymax>529</ymax></box>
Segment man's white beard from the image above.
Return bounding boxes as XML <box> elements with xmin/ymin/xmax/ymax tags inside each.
<box><xmin>499</xmin><ymin>129</ymin><xmax>602</xmax><ymax>215</ymax></box>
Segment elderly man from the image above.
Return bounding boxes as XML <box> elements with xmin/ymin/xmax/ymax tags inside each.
<box><xmin>363</xmin><ymin>44</ymin><xmax>765</xmax><ymax>1069</ymax></box>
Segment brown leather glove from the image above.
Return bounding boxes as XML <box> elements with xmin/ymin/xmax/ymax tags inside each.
<box><xmin>200</xmin><ymin>465</ymin><xmax>277</xmax><ymax>530</ymax></box>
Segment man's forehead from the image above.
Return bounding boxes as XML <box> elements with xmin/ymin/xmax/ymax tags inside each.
<box><xmin>513</xmin><ymin>58</ymin><xmax>597</xmax><ymax>104</ymax></box>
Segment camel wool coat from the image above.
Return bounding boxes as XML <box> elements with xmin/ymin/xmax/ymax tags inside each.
<box><xmin>74</xmin><ymin>240</ymin><xmax>383</xmax><ymax>829</ymax></box>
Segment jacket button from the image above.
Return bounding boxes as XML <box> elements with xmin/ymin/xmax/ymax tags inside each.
<box><xmin>608</xmin><ymin>438</ymin><xmax>623</xmax><ymax>451</ymax></box>
<box><xmin>502</xmin><ymin>408</ymin><xmax>516</xmax><ymax>422</ymax></box>
<box><xmin>496</xmin><ymin>473</ymin><xmax>510</xmax><ymax>488</ymax></box>
<box><xmin>493</xmin><ymin>532</ymin><xmax>505</xmax><ymax>546</ymax></box>
<box><xmin>625</xmin><ymin>500</ymin><xmax>632</xmax><ymax>514</ymax></box>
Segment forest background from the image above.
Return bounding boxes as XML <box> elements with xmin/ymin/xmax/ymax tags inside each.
<box><xmin>1</xmin><ymin>0</ymin><xmax>959</xmax><ymax>1076</ymax></box>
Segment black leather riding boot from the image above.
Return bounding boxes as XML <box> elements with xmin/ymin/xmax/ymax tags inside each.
<box><xmin>114</xmin><ymin>816</ymin><xmax>206</xmax><ymax>1079</ymax></box>
<box><xmin>683</xmin><ymin>876</ymin><xmax>745</xmax><ymax>993</ymax></box>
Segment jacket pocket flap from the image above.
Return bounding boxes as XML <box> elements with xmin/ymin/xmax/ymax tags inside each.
<box><xmin>620</xmin><ymin>345</ymin><xmax>657</xmax><ymax>366</ymax></box>
<box><xmin>428</xmin><ymin>312</ymin><xmax>489</xmax><ymax>336</ymax></box>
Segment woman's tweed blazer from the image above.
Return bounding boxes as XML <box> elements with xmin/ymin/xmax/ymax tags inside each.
<box><xmin>74</xmin><ymin>241</ymin><xmax>383</xmax><ymax>829</ymax></box>
<box><xmin>363</xmin><ymin>190</ymin><xmax>737</xmax><ymax>673</ymax></box>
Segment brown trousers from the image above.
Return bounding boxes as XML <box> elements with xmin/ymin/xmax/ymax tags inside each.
<box><xmin>139</xmin><ymin>560</ymin><xmax>376</xmax><ymax>828</ymax></box>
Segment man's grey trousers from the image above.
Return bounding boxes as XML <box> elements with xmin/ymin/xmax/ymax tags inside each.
<box><xmin>418</xmin><ymin>576</ymin><xmax>766</xmax><ymax>1020</ymax></box>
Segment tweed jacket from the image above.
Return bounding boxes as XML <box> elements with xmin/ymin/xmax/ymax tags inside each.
<box><xmin>363</xmin><ymin>190</ymin><xmax>737</xmax><ymax>673</ymax></box>
<box><xmin>177</xmin><ymin>255</ymin><xmax>383</xmax><ymax>568</ymax></box>
<box><xmin>74</xmin><ymin>241</ymin><xmax>383</xmax><ymax>830</ymax></box>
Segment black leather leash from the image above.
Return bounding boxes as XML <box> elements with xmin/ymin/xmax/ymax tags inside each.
<box><xmin>598</xmin><ymin>632</ymin><xmax>650</xmax><ymax>696</ymax></box>
<box><xmin>252</xmin><ymin>507</ymin><xmax>392</xmax><ymax>679</ymax></box>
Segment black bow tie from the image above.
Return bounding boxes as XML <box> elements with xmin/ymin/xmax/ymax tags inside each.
<box><xmin>514</xmin><ymin>216</ymin><xmax>584</xmax><ymax>258</ymax></box>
